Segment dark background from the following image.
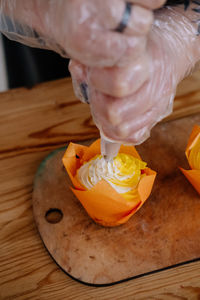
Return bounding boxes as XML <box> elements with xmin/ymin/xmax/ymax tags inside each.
<box><xmin>2</xmin><ymin>35</ymin><xmax>70</xmax><ymax>89</ymax></box>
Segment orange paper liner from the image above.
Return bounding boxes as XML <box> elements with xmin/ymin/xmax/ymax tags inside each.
<box><xmin>185</xmin><ymin>125</ymin><xmax>200</xmax><ymax>160</ymax></box>
<box><xmin>63</xmin><ymin>139</ymin><xmax>156</xmax><ymax>227</ymax></box>
<box><xmin>180</xmin><ymin>125</ymin><xmax>200</xmax><ymax>195</ymax></box>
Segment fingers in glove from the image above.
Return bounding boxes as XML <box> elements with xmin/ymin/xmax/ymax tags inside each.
<box><xmin>110</xmin><ymin>2</ymin><xmax>153</xmax><ymax>36</ymax></box>
<box><xmin>69</xmin><ymin>59</ymin><xmax>89</xmax><ymax>103</ymax></box>
<box><xmin>122</xmin><ymin>5</ymin><xmax>153</xmax><ymax>36</ymax></box>
<box><xmin>88</xmin><ymin>54</ymin><xmax>150</xmax><ymax>97</ymax></box>
<box><xmin>99</xmin><ymin>95</ymin><xmax>173</xmax><ymax>144</ymax></box>
<box><xmin>61</xmin><ymin>0</ymin><xmax>149</xmax><ymax>66</ymax></box>
<box><xmin>127</xmin><ymin>0</ymin><xmax>166</xmax><ymax>10</ymax></box>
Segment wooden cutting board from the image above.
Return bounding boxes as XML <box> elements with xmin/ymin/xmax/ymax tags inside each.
<box><xmin>32</xmin><ymin>113</ymin><xmax>200</xmax><ymax>286</ymax></box>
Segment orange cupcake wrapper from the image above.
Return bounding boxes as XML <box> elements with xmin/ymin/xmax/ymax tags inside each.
<box><xmin>185</xmin><ymin>124</ymin><xmax>200</xmax><ymax>160</ymax></box>
<box><xmin>63</xmin><ymin>139</ymin><xmax>156</xmax><ymax>227</ymax></box>
<box><xmin>181</xmin><ymin>125</ymin><xmax>200</xmax><ymax>195</ymax></box>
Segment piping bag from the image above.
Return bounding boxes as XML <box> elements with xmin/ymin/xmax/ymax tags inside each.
<box><xmin>79</xmin><ymin>81</ymin><xmax>121</xmax><ymax>160</ymax></box>
<box><xmin>101</xmin><ymin>137</ymin><xmax>121</xmax><ymax>160</ymax></box>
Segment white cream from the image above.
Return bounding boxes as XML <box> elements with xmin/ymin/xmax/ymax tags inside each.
<box><xmin>77</xmin><ymin>154</ymin><xmax>146</xmax><ymax>195</ymax></box>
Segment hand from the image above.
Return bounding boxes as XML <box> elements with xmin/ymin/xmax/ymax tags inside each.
<box><xmin>55</xmin><ymin>0</ymin><xmax>165</xmax><ymax>67</ymax></box>
<box><xmin>1</xmin><ymin>0</ymin><xmax>165</xmax><ymax>67</ymax></box>
<box><xmin>69</xmin><ymin>4</ymin><xmax>200</xmax><ymax>144</ymax></box>
<box><xmin>70</xmin><ymin>46</ymin><xmax>176</xmax><ymax>144</ymax></box>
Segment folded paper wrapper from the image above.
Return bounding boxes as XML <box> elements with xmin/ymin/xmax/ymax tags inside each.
<box><xmin>180</xmin><ymin>125</ymin><xmax>200</xmax><ymax>195</ymax></box>
<box><xmin>62</xmin><ymin>139</ymin><xmax>156</xmax><ymax>227</ymax></box>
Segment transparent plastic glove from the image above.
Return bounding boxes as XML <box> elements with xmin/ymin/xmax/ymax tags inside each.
<box><xmin>69</xmin><ymin>5</ymin><xmax>200</xmax><ymax>144</ymax></box>
<box><xmin>0</xmin><ymin>0</ymin><xmax>165</xmax><ymax>67</ymax></box>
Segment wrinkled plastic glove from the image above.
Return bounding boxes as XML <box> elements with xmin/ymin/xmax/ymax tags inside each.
<box><xmin>0</xmin><ymin>0</ymin><xmax>165</xmax><ymax>67</ymax></box>
<box><xmin>69</xmin><ymin>4</ymin><xmax>200</xmax><ymax>144</ymax></box>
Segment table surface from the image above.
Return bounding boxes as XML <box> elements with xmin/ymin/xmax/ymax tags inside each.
<box><xmin>0</xmin><ymin>74</ymin><xmax>200</xmax><ymax>300</ymax></box>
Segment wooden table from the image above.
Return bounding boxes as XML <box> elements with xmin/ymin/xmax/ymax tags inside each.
<box><xmin>0</xmin><ymin>74</ymin><xmax>200</xmax><ymax>299</ymax></box>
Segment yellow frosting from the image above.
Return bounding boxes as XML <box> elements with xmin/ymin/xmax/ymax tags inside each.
<box><xmin>77</xmin><ymin>153</ymin><xmax>147</xmax><ymax>200</ymax></box>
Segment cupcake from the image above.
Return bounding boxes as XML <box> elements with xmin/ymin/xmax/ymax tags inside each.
<box><xmin>63</xmin><ymin>139</ymin><xmax>156</xmax><ymax>227</ymax></box>
<box><xmin>180</xmin><ymin>125</ymin><xmax>200</xmax><ymax>195</ymax></box>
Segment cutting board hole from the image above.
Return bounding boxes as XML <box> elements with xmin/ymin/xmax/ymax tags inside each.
<box><xmin>45</xmin><ymin>208</ymin><xmax>63</xmax><ymax>224</ymax></box>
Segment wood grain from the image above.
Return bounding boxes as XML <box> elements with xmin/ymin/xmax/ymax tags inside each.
<box><xmin>1</xmin><ymin>72</ymin><xmax>200</xmax><ymax>299</ymax></box>
<box><xmin>0</xmin><ymin>78</ymin><xmax>98</xmax><ymax>160</ymax></box>
<box><xmin>0</xmin><ymin>73</ymin><xmax>200</xmax><ymax>160</ymax></box>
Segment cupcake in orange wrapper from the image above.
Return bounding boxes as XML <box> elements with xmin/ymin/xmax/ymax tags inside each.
<box><xmin>62</xmin><ymin>139</ymin><xmax>156</xmax><ymax>227</ymax></box>
<box><xmin>180</xmin><ymin>125</ymin><xmax>200</xmax><ymax>195</ymax></box>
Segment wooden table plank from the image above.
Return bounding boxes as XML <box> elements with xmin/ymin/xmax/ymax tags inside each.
<box><xmin>0</xmin><ymin>78</ymin><xmax>97</xmax><ymax>160</ymax></box>
<box><xmin>0</xmin><ymin>74</ymin><xmax>200</xmax><ymax>160</ymax></box>
<box><xmin>1</xmin><ymin>72</ymin><xmax>200</xmax><ymax>299</ymax></box>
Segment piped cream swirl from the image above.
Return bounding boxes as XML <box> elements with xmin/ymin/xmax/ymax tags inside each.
<box><xmin>77</xmin><ymin>153</ymin><xmax>146</xmax><ymax>199</ymax></box>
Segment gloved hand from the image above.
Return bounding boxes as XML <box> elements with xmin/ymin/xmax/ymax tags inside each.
<box><xmin>0</xmin><ymin>0</ymin><xmax>164</xmax><ymax>67</ymax></box>
<box><xmin>69</xmin><ymin>4</ymin><xmax>200</xmax><ymax>144</ymax></box>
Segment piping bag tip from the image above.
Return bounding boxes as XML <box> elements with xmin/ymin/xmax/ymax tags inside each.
<box><xmin>101</xmin><ymin>137</ymin><xmax>121</xmax><ymax>161</ymax></box>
